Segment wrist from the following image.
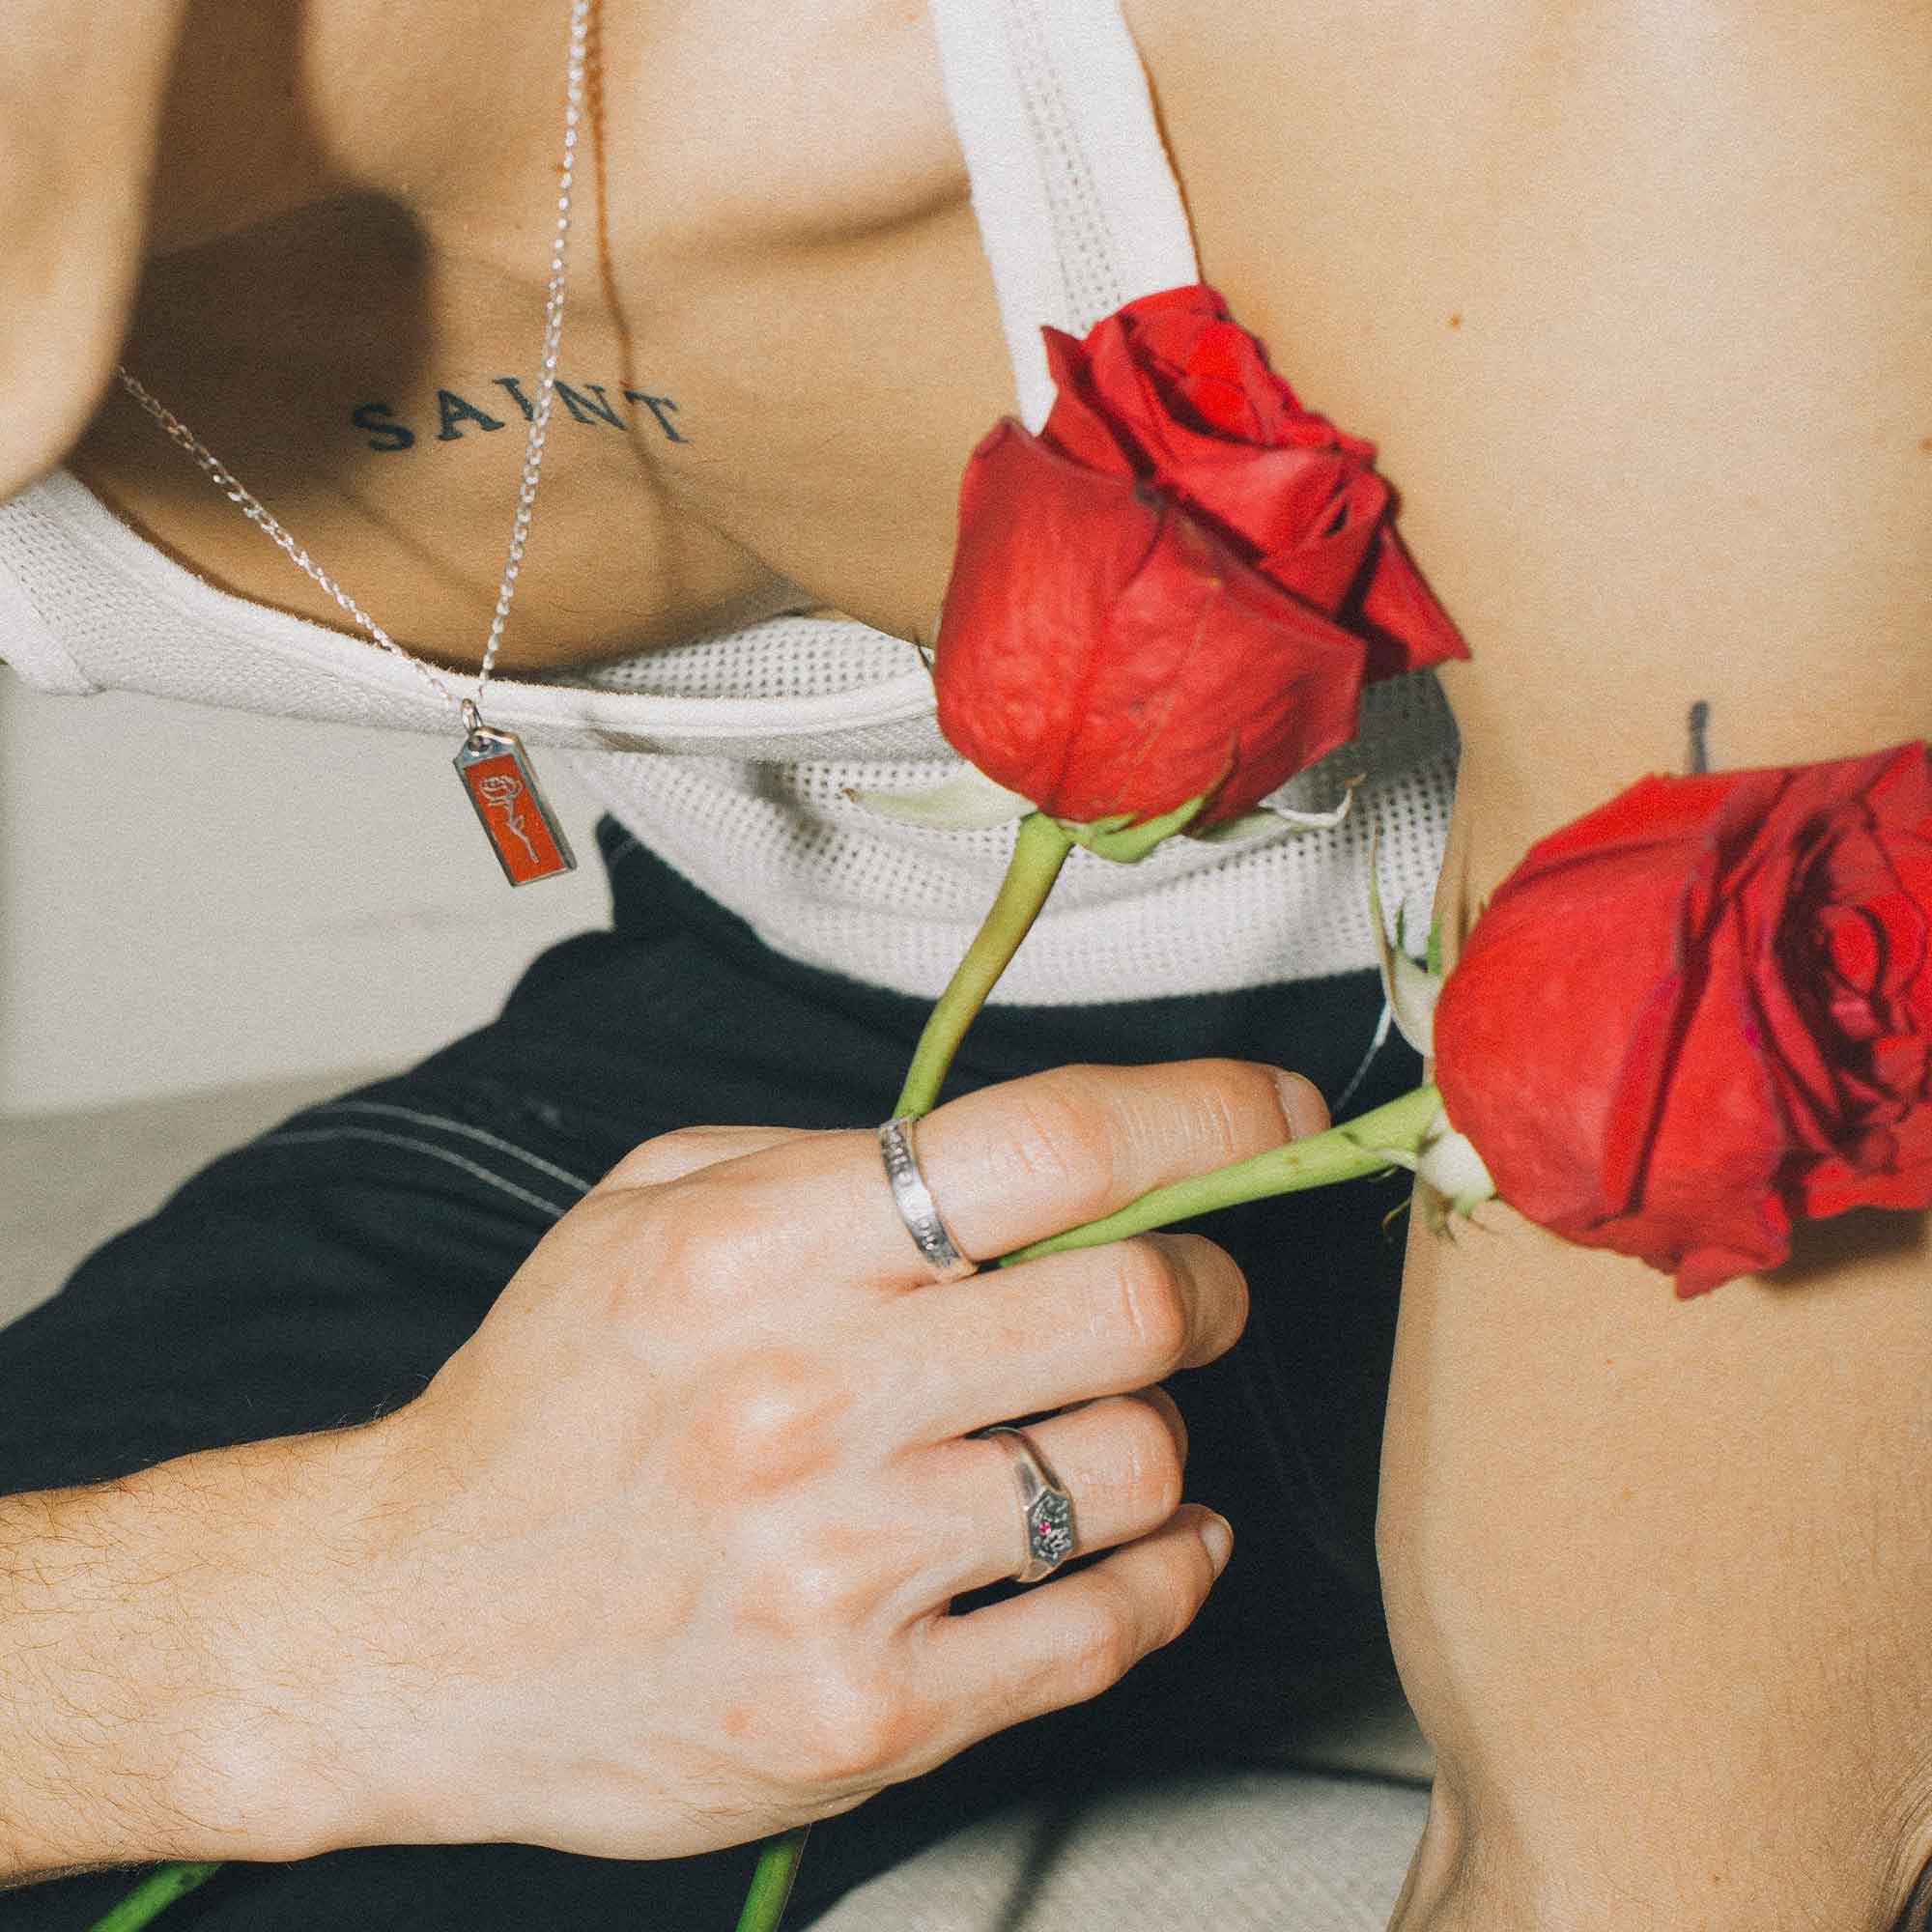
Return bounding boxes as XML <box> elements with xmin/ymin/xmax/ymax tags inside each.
<box><xmin>159</xmin><ymin>1418</ymin><xmax>440</xmax><ymax>1863</ymax></box>
<box><xmin>0</xmin><ymin>1423</ymin><xmax>408</xmax><ymax>1876</ymax></box>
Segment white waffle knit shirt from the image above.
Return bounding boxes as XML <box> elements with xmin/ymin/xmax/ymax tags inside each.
<box><xmin>0</xmin><ymin>0</ymin><xmax>1457</xmax><ymax>1009</ymax></box>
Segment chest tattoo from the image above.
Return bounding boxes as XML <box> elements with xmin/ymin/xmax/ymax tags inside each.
<box><xmin>351</xmin><ymin>379</ymin><xmax>686</xmax><ymax>452</ymax></box>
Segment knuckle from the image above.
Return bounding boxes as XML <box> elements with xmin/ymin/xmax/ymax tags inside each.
<box><xmin>1000</xmin><ymin>1070</ymin><xmax>1119</xmax><ymax>1222</ymax></box>
<box><xmin>766</xmin><ymin>1554</ymin><xmax>862</xmax><ymax>1632</ymax></box>
<box><xmin>1061</xmin><ymin>1590</ymin><xmax>1141</xmax><ymax>1701</ymax></box>
<box><xmin>729</xmin><ymin>1532</ymin><xmax>878</xmax><ymax>1645</ymax></box>
<box><xmin>1099</xmin><ymin>1241</ymin><xmax>1192</xmax><ymax>1376</ymax></box>
<box><xmin>596</xmin><ymin>1124</ymin><xmax>732</xmax><ymax>1194</ymax></box>
<box><xmin>680</xmin><ymin>1350</ymin><xmax>851</xmax><ymax>1504</ymax></box>
<box><xmin>589</xmin><ymin>1199</ymin><xmax>740</xmax><ymax>1327</ymax></box>
<box><xmin>1117</xmin><ymin>1399</ymin><xmax>1186</xmax><ymax>1520</ymax></box>
<box><xmin>797</xmin><ymin>1669</ymin><xmax>918</xmax><ymax>1787</ymax></box>
<box><xmin>649</xmin><ymin>1168</ymin><xmax>772</xmax><ymax>1307</ymax></box>
<box><xmin>550</xmin><ymin>1191</ymin><xmax>698</xmax><ymax>1329</ymax></box>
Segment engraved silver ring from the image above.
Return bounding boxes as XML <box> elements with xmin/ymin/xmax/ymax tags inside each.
<box><xmin>978</xmin><ymin>1425</ymin><xmax>1077</xmax><ymax>1584</ymax></box>
<box><xmin>878</xmin><ymin>1116</ymin><xmax>978</xmax><ymax>1283</ymax></box>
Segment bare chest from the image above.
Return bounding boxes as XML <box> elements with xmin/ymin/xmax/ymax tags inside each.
<box><xmin>71</xmin><ymin>0</ymin><xmax>1018</xmax><ymax>673</ymax></box>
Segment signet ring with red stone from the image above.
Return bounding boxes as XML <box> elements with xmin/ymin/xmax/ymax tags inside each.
<box><xmin>976</xmin><ymin>1424</ymin><xmax>1078</xmax><ymax>1584</ymax></box>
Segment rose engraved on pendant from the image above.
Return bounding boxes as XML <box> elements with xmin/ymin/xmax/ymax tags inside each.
<box><xmin>454</xmin><ymin>728</ymin><xmax>576</xmax><ymax>886</ymax></box>
<box><xmin>477</xmin><ymin>772</ymin><xmax>542</xmax><ymax>867</ymax></box>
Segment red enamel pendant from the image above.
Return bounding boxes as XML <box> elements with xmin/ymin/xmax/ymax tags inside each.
<box><xmin>454</xmin><ymin>722</ymin><xmax>577</xmax><ymax>885</ymax></box>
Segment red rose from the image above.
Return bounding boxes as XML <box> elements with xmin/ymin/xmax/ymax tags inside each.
<box><xmin>933</xmin><ymin>285</ymin><xmax>1464</xmax><ymax>832</ymax></box>
<box><xmin>1433</xmin><ymin>743</ymin><xmax>1932</xmax><ymax>1295</ymax></box>
<box><xmin>1038</xmin><ymin>286</ymin><xmax>1465</xmax><ymax>680</ymax></box>
<box><xmin>934</xmin><ymin>424</ymin><xmax>1367</xmax><ymax>829</ymax></box>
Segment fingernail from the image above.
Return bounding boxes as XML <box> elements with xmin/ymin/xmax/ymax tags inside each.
<box><xmin>1200</xmin><ymin>1511</ymin><xmax>1234</xmax><ymax>1575</ymax></box>
<box><xmin>1270</xmin><ymin>1069</ymin><xmax>1329</xmax><ymax>1138</ymax></box>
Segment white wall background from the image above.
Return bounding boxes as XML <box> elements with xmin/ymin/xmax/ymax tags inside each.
<box><xmin>0</xmin><ymin>673</ymin><xmax>606</xmax><ymax>1116</ymax></box>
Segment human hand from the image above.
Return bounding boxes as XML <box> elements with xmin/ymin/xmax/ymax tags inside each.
<box><xmin>292</xmin><ymin>1059</ymin><xmax>1325</xmax><ymax>1861</ymax></box>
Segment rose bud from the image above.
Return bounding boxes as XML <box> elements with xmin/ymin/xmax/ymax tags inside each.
<box><xmin>934</xmin><ymin>422</ymin><xmax>1367</xmax><ymax>831</ymax></box>
<box><xmin>930</xmin><ymin>284</ymin><xmax>1465</xmax><ymax>838</ymax></box>
<box><xmin>878</xmin><ymin>288</ymin><xmax>1469</xmax><ymax>1116</ymax></box>
<box><xmin>1433</xmin><ymin>742</ymin><xmax>1932</xmax><ymax>1295</ymax></box>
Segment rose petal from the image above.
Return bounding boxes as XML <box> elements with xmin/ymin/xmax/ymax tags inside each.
<box><xmin>1033</xmin><ymin>285</ymin><xmax>1464</xmax><ymax>683</ymax></box>
<box><xmin>1357</xmin><ymin>526</ymin><xmax>1469</xmax><ymax>677</ymax></box>
<box><xmin>934</xmin><ymin>424</ymin><xmax>1365</xmax><ymax>827</ymax></box>
<box><xmin>1039</xmin><ymin>327</ymin><xmax>1143</xmax><ymax>476</ymax></box>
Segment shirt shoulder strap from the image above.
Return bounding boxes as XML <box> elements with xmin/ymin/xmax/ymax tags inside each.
<box><xmin>927</xmin><ymin>0</ymin><xmax>1200</xmax><ymax>428</ymax></box>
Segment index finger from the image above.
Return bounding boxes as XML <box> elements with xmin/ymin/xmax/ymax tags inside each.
<box><xmin>901</xmin><ymin>1059</ymin><xmax>1325</xmax><ymax>1267</ymax></box>
<box><xmin>659</xmin><ymin>1061</ymin><xmax>1325</xmax><ymax>1293</ymax></box>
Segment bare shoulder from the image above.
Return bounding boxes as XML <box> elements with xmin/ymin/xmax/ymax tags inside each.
<box><xmin>1129</xmin><ymin>0</ymin><xmax>1931</xmax><ymax>885</ymax></box>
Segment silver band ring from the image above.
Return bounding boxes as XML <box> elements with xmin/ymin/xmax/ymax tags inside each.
<box><xmin>978</xmin><ymin>1424</ymin><xmax>1077</xmax><ymax>1584</ymax></box>
<box><xmin>878</xmin><ymin>1116</ymin><xmax>977</xmax><ymax>1283</ymax></box>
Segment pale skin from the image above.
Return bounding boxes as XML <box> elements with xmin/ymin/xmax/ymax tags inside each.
<box><xmin>3</xmin><ymin>0</ymin><xmax>1930</xmax><ymax>1922</ymax></box>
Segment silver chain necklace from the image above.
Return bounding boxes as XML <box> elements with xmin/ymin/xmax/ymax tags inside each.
<box><xmin>116</xmin><ymin>0</ymin><xmax>592</xmax><ymax>886</ymax></box>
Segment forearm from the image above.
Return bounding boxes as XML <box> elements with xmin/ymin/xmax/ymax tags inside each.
<box><xmin>0</xmin><ymin>1427</ymin><xmax>393</xmax><ymax>1881</ymax></box>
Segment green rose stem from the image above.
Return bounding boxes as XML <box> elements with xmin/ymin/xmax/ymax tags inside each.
<box><xmin>1004</xmin><ymin>1085</ymin><xmax>1445</xmax><ymax>1264</ymax></box>
<box><xmin>84</xmin><ymin>1861</ymin><xmax>221</xmax><ymax>1932</ymax></box>
<box><xmin>737</xmin><ymin>1828</ymin><xmax>809</xmax><ymax>1932</ymax></box>
<box><xmin>737</xmin><ymin>818</ymin><xmax>1079</xmax><ymax>1932</ymax></box>
<box><xmin>892</xmin><ymin>811</ymin><xmax>1077</xmax><ymax>1119</ymax></box>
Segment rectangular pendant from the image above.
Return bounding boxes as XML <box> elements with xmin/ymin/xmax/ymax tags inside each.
<box><xmin>454</xmin><ymin>724</ymin><xmax>577</xmax><ymax>886</ymax></box>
